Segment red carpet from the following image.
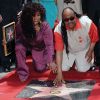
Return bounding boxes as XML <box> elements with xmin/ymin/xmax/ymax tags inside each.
<box><xmin>0</xmin><ymin>56</ymin><xmax>100</xmax><ymax>100</ymax></box>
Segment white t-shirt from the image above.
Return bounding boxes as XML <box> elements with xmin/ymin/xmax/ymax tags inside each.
<box><xmin>54</xmin><ymin>16</ymin><xmax>92</xmax><ymax>53</ymax></box>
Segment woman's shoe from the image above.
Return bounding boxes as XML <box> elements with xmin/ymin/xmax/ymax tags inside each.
<box><xmin>18</xmin><ymin>74</ymin><xmax>29</xmax><ymax>82</ymax></box>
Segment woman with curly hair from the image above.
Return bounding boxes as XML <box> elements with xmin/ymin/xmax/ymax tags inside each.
<box><xmin>15</xmin><ymin>2</ymin><xmax>56</xmax><ymax>82</ymax></box>
<box><xmin>32</xmin><ymin>0</ymin><xmax>58</xmax><ymax>29</ymax></box>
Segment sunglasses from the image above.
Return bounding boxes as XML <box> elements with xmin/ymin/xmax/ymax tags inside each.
<box><xmin>64</xmin><ymin>16</ymin><xmax>75</xmax><ymax>22</ymax></box>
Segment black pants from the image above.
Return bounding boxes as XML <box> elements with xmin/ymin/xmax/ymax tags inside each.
<box><xmin>0</xmin><ymin>26</ymin><xmax>15</xmax><ymax>70</ymax></box>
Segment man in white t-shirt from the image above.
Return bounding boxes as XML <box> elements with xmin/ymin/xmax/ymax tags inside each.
<box><xmin>53</xmin><ymin>7</ymin><xmax>99</xmax><ymax>85</ymax></box>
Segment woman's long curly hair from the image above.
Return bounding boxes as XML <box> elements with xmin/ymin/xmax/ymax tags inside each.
<box><xmin>20</xmin><ymin>2</ymin><xmax>46</xmax><ymax>39</ymax></box>
<box><xmin>61</xmin><ymin>7</ymin><xmax>82</xmax><ymax>54</ymax></box>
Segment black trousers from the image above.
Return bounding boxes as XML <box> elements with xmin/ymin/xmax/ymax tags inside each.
<box><xmin>0</xmin><ymin>44</ymin><xmax>15</xmax><ymax>69</ymax></box>
<box><xmin>0</xmin><ymin>24</ymin><xmax>15</xmax><ymax>70</ymax></box>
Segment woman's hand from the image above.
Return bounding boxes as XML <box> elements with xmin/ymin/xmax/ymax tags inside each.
<box><xmin>53</xmin><ymin>70</ymin><xmax>65</xmax><ymax>86</ymax></box>
<box><xmin>47</xmin><ymin>62</ymin><xmax>57</xmax><ymax>73</ymax></box>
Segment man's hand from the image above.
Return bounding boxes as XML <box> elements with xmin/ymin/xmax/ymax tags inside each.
<box><xmin>0</xmin><ymin>15</ymin><xmax>3</xmax><ymax>23</ymax></box>
<box><xmin>85</xmin><ymin>50</ymin><xmax>93</xmax><ymax>63</ymax></box>
<box><xmin>53</xmin><ymin>70</ymin><xmax>65</xmax><ymax>86</ymax></box>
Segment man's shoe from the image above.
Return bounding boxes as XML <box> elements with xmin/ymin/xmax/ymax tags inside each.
<box><xmin>89</xmin><ymin>66</ymin><xmax>96</xmax><ymax>71</ymax></box>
